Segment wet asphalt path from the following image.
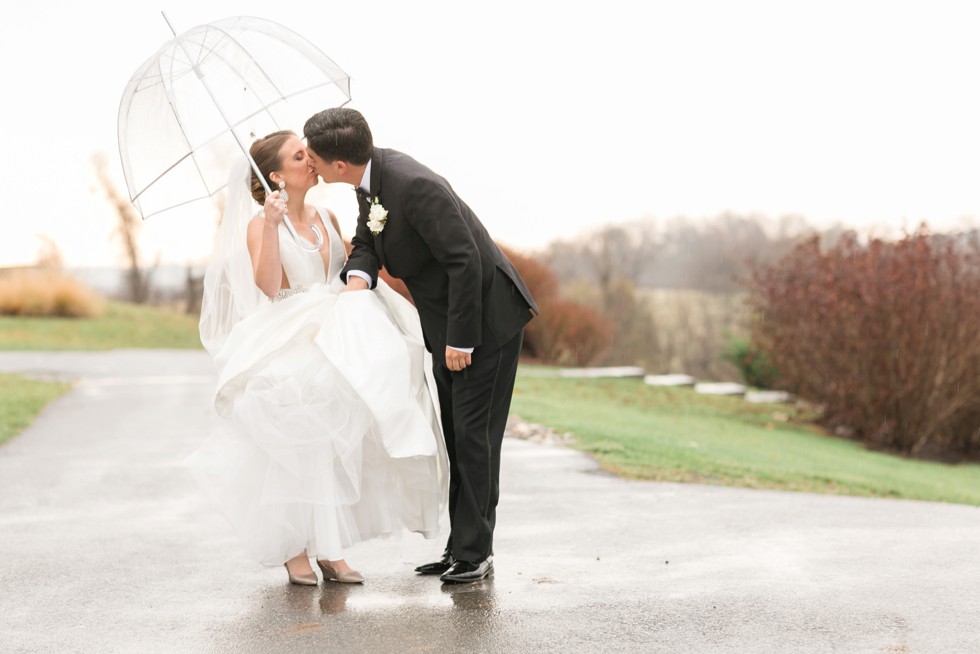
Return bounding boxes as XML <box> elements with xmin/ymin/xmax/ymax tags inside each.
<box><xmin>0</xmin><ymin>350</ymin><xmax>978</xmax><ymax>653</ymax></box>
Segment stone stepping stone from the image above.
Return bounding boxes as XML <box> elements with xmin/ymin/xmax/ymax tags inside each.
<box><xmin>744</xmin><ymin>390</ymin><xmax>793</xmax><ymax>404</ymax></box>
<box><xmin>694</xmin><ymin>382</ymin><xmax>747</xmax><ymax>396</ymax></box>
<box><xmin>644</xmin><ymin>374</ymin><xmax>696</xmax><ymax>387</ymax></box>
<box><xmin>558</xmin><ymin>366</ymin><xmax>646</xmax><ymax>379</ymax></box>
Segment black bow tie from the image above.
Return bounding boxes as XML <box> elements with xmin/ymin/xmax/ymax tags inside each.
<box><xmin>355</xmin><ymin>187</ymin><xmax>370</xmax><ymax>199</ymax></box>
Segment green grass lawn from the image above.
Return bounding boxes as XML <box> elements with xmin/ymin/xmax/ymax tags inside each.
<box><xmin>0</xmin><ymin>302</ymin><xmax>200</xmax><ymax>446</ymax></box>
<box><xmin>511</xmin><ymin>372</ymin><xmax>980</xmax><ymax>506</ymax></box>
<box><xmin>0</xmin><ymin>374</ymin><xmax>71</xmax><ymax>446</ymax></box>
<box><xmin>0</xmin><ymin>301</ymin><xmax>202</xmax><ymax>350</ymax></box>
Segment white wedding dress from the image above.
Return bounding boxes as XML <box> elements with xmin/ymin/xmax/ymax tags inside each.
<box><xmin>191</xmin><ymin>213</ymin><xmax>447</xmax><ymax>565</ymax></box>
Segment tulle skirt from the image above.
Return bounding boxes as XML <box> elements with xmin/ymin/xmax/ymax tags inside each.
<box><xmin>189</xmin><ymin>283</ymin><xmax>447</xmax><ymax>565</ymax></box>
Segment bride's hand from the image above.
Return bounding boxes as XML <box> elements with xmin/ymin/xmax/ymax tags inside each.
<box><xmin>340</xmin><ymin>277</ymin><xmax>370</xmax><ymax>294</ymax></box>
<box><xmin>263</xmin><ymin>191</ymin><xmax>287</xmax><ymax>226</ymax></box>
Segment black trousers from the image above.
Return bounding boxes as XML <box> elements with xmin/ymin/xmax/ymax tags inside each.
<box><xmin>431</xmin><ymin>329</ymin><xmax>523</xmax><ymax>564</ymax></box>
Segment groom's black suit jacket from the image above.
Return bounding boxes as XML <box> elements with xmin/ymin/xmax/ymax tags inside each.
<box><xmin>341</xmin><ymin>148</ymin><xmax>537</xmax><ymax>359</ymax></box>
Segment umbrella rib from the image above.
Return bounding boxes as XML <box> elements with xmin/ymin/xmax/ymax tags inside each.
<box><xmin>121</xmin><ymin>17</ymin><xmax>352</xmax><ymax>224</ymax></box>
<box><xmin>203</xmin><ymin>22</ymin><xmax>288</xmax><ymax>106</ymax></box>
<box><xmin>282</xmin><ymin>80</ymin><xmax>349</xmax><ymax>102</ymax></box>
<box><xmin>192</xmin><ymin>25</ymin><xmax>214</xmax><ymax>65</ymax></box>
<box><xmin>133</xmin><ymin>76</ymin><xmax>349</xmax><ymax>202</ymax></box>
<box><xmin>178</xmin><ymin>82</ymin><xmax>349</xmax><ymax>156</ymax></box>
<box><xmin>189</xmin><ymin>45</ymin><xmax>350</xmax><ymax>126</ymax></box>
<box><xmin>172</xmin><ymin>22</ymin><xmax>288</xmax><ymax>133</ymax></box>
<box><xmin>133</xmin><ymin>49</ymin><xmax>213</xmax><ymax>207</ymax></box>
<box><xmin>136</xmin><ymin>31</ymin><xmax>262</xmax><ymax>208</ymax></box>
<box><xmin>139</xmin><ymin>190</ymin><xmax>220</xmax><ymax>220</ymax></box>
<box><xmin>194</xmin><ymin>46</ymin><xmax>283</xmax><ymax>129</ymax></box>
<box><xmin>130</xmin><ymin>153</ymin><xmax>196</xmax><ymax>204</ymax></box>
<box><xmin>167</xmin><ymin>41</ymin><xmax>214</xmax><ymax>197</ymax></box>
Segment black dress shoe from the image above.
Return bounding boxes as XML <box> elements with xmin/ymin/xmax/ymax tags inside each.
<box><xmin>415</xmin><ymin>551</ymin><xmax>454</xmax><ymax>575</ymax></box>
<box><xmin>440</xmin><ymin>557</ymin><xmax>493</xmax><ymax>584</ymax></box>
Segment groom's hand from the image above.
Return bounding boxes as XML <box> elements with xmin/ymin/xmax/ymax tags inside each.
<box><xmin>445</xmin><ymin>347</ymin><xmax>472</xmax><ymax>372</ymax></box>
<box><xmin>340</xmin><ymin>278</ymin><xmax>370</xmax><ymax>294</ymax></box>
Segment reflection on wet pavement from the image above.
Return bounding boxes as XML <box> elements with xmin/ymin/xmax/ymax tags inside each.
<box><xmin>278</xmin><ymin>573</ymin><xmax>497</xmax><ymax>617</ymax></box>
<box><xmin>318</xmin><ymin>583</ymin><xmax>352</xmax><ymax>615</ymax></box>
<box><xmin>240</xmin><ymin>573</ymin><xmax>508</xmax><ymax>653</ymax></box>
<box><xmin>441</xmin><ymin>577</ymin><xmax>496</xmax><ymax>610</ymax></box>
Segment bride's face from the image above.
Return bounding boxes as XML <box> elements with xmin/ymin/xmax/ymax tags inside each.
<box><xmin>274</xmin><ymin>136</ymin><xmax>318</xmax><ymax>193</ymax></box>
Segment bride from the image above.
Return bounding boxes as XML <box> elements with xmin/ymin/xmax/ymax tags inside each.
<box><xmin>192</xmin><ymin>130</ymin><xmax>447</xmax><ymax>586</ymax></box>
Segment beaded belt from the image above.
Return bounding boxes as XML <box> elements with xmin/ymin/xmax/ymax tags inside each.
<box><xmin>272</xmin><ymin>286</ymin><xmax>308</xmax><ymax>302</ymax></box>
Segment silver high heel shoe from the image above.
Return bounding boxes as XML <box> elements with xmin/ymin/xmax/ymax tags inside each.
<box><xmin>284</xmin><ymin>563</ymin><xmax>318</xmax><ymax>586</ymax></box>
<box><xmin>317</xmin><ymin>560</ymin><xmax>364</xmax><ymax>584</ymax></box>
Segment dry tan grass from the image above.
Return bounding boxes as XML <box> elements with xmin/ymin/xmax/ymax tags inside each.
<box><xmin>641</xmin><ymin>289</ymin><xmax>749</xmax><ymax>380</ymax></box>
<box><xmin>0</xmin><ymin>269</ymin><xmax>105</xmax><ymax>318</ymax></box>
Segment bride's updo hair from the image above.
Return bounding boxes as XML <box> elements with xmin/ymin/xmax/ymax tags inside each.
<box><xmin>248</xmin><ymin>130</ymin><xmax>295</xmax><ymax>204</ymax></box>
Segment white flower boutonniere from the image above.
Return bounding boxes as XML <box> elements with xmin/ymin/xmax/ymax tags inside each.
<box><xmin>367</xmin><ymin>197</ymin><xmax>389</xmax><ymax>236</ymax></box>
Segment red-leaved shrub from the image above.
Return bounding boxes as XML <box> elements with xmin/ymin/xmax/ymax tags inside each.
<box><xmin>750</xmin><ymin>227</ymin><xmax>980</xmax><ymax>459</ymax></box>
<box><xmin>527</xmin><ymin>297</ymin><xmax>613</xmax><ymax>366</ymax></box>
<box><xmin>355</xmin><ymin>237</ymin><xmax>611</xmax><ymax>367</ymax></box>
<box><xmin>500</xmin><ymin>245</ymin><xmax>612</xmax><ymax>366</ymax></box>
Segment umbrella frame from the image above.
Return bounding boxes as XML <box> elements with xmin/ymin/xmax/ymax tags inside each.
<box><xmin>140</xmin><ymin>13</ymin><xmax>327</xmax><ymax>251</ymax></box>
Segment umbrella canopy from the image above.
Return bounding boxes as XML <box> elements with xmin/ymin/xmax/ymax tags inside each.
<box><xmin>118</xmin><ymin>15</ymin><xmax>351</xmax><ymax>222</ymax></box>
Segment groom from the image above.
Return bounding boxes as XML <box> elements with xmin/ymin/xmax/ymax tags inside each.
<box><xmin>304</xmin><ymin>108</ymin><xmax>538</xmax><ymax>584</ymax></box>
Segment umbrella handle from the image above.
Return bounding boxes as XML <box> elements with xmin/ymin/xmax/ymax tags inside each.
<box><xmin>282</xmin><ymin>215</ymin><xmax>324</xmax><ymax>251</ymax></box>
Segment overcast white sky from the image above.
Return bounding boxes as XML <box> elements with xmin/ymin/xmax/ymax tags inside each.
<box><xmin>2</xmin><ymin>0</ymin><xmax>979</xmax><ymax>267</ymax></box>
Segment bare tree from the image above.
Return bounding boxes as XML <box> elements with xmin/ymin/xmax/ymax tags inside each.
<box><xmin>91</xmin><ymin>153</ymin><xmax>157</xmax><ymax>303</ymax></box>
<box><xmin>589</xmin><ymin>225</ymin><xmax>653</xmax><ymax>304</ymax></box>
<box><xmin>547</xmin><ymin>220</ymin><xmax>656</xmax><ymax>302</ymax></box>
<box><xmin>545</xmin><ymin>224</ymin><xmax>658</xmax><ymax>366</ymax></box>
<box><xmin>34</xmin><ymin>235</ymin><xmax>63</xmax><ymax>270</ymax></box>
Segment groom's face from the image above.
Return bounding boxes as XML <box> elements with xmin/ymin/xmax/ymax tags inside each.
<box><xmin>307</xmin><ymin>148</ymin><xmax>341</xmax><ymax>184</ymax></box>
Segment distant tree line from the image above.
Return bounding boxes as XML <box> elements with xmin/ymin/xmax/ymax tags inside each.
<box><xmin>546</xmin><ymin>213</ymin><xmax>847</xmax><ymax>293</ymax></box>
<box><xmin>534</xmin><ymin>214</ymin><xmax>844</xmax><ymax>377</ymax></box>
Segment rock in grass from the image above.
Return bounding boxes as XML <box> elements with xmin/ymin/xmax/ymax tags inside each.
<box><xmin>505</xmin><ymin>416</ymin><xmax>575</xmax><ymax>446</ymax></box>
<box><xmin>644</xmin><ymin>374</ymin><xmax>696</xmax><ymax>387</ymax></box>
<box><xmin>744</xmin><ymin>390</ymin><xmax>793</xmax><ymax>404</ymax></box>
<box><xmin>694</xmin><ymin>382</ymin><xmax>747</xmax><ymax>396</ymax></box>
<box><xmin>558</xmin><ymin>366</ymin><xmax>646</xmax><ymax>379</ymax></box>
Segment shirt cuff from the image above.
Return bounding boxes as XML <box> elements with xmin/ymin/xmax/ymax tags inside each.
<box><xmin>448</xmin><ymin>345</ymin><xmax>474</xmax><ymax>354</ymax></box>
<box><xmin>346</xmin><ymin>270</ymin><xmax>373</xmax><ymax>286</ymax></box>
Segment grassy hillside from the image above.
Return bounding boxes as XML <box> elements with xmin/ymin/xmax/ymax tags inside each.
<box><xmin>511</xmin><ymin>373</ymin><xmax>980</xmax><ymax>506</ymax></box>
<box><xmin>0</xmin><ymin>301</ymin><xmax>202</xmax><ymax>350</ymax></box>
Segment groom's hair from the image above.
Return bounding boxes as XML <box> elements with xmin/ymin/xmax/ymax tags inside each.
<box><xmin>304</xmin><ymin>108</ymin><xmax>373</xmax><ymax>165</ymax></box>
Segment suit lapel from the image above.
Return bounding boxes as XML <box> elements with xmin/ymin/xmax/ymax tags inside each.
<box><xmin>370</xmin><ymin>148</ymin><xmax>387</xmax><ymax>270</ymax></box>
<box><xmin>370</xmin><ymin>147</ymin><xmax>383</xmax><ymax>196</ymax></box>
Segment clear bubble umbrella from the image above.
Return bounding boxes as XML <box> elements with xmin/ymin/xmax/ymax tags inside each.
<box><xmin>117</xmin><ymin>14</ymin><xmax>352</xmax><ymax>249</ymax></box>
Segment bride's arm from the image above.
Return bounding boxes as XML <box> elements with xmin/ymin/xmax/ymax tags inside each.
<box><xmin>247</xmin><ymin>209</ymin><xmax>286</xmax><ymax>299</ymax></box>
